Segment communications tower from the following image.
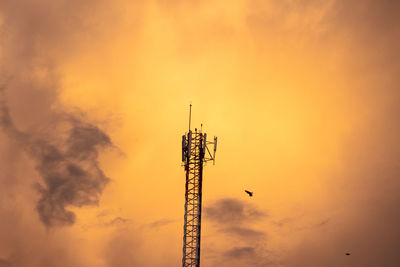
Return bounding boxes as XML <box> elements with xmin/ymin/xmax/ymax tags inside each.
<box><xmin>181</xmin><ymin>105</ymin><xmax>217</xmax><ymax>267</ymax></box>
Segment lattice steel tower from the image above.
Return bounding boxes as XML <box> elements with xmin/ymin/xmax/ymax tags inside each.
<box><xmin>181</xmin><ymin>105</ymin><xmax>217</xmax><ymax>267</ymax></box>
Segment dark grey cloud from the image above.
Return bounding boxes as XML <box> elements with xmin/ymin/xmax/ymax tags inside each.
<box><xmin>0</xmin><ymin>100</ymin><xmax>112</xmax><ymax>227</ymax></box>
<box><xmin>205</xmin><ymin>198</ymin><xmax>270</xmax><ymax>266</ymax></box>
<box><xmin>107</xmin><ymin>217</ymin><xmax>130</xmax><ymax>227</ymax></box>
<box><xmin>0</xmin><ymin>0</ymin><xmax>119</xmax><ymax>229</ymax></box>
<box><xmin>205</xmin><ymin>198</ymin><xmax>266</xmax><ymax>225</ymax></box>
<box><xmin>0</xmin><ymin>0</ymin><xmax>129</xmax><ymax>264</ymax></box>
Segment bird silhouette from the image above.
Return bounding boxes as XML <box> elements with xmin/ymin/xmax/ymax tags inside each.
<box><xmin>245</xmin><ymin>190</ymin><xmax>253</xmax><ymax>197</ymax></box>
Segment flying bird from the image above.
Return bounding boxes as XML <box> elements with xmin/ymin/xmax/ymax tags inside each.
<box><xmin>245</xmin><ymin>190</ymin><xmax>253</xmax><ymax>197</ymax></box>
<box><xmin>345</xmin><ymin>253</ymin><xmax>351</xmax><ymax>256</ymax></box>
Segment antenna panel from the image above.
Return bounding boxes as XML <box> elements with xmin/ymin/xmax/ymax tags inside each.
<box><xmin>188</xmin><ymin>131</ymin><xmax>192</xmax><ymax>157</ymax></box>
<box><xmin>182</xmin><ymin>135</ymin><xmax>186</xmax><ymax>162</ymax></box>
<box><xmin>203</xmin><ymin>133</ymin><xmax>207</xmax><ymax>154</ymax></box>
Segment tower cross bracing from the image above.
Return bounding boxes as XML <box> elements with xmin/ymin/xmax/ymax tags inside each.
<box><xmin>181</xmin><ymin>105</ymin><xmax>217</xmax><ymax>267</ymax></box>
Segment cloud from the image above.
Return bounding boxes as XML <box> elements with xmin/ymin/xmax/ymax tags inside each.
<box><xmin>104</xmin><ymin>229</ymin><xmax>142</xmax><ymax>267</ymax></box>
<box><xmin>205</xmin><ymin>198</ymin><xmax>270</xmax><ymax>265</ymax></box>
<box><xmin>0</xmin><ymin>0</ymin><xmax>130</xmax><ymax>264</ymax></box>
<box><xmin>205</xmin><ymin>198</ymin><xmax>266</xmax><ymax>225</ymax></box>
<box><xmin>219</xmin><ymin>226</ymin><xmax>265</xmax><ymax>240</ymax></box>
<box><xmin>106</xmin><ymin>217</ymin><xmax>131</xmax><ymax>227</ymax></box>
<box><xmin>0</xmin><ymin>259</ymin><xmax>13</xmax><ymax>267</ymax></box>
<box><xmin>0</xmin><ymin>0</ymin><xmax>120</xmax><ymax>229</ymax></box>
<box><xmin>219</xmin><ymin>246</ymin><xmax>275</xmax><ymax>267</ymax></box>
<box><xmin>0</xmin><ymin>101</ymin><xmax>112</xmax><ymax>227</ymax></box>
<box><xmin>223</xmin><ymin>246</ymin><xmax>255</xmax><ymax>259</ymax></box>
<box><xmin>273</xmin><ymin>216</ymin><xmax>331</xmax><ymax>232</ymax></box>
<box><xmin>272</xmin><ymin>1</ymin><xmax>400</xmax><ymax>266</ymax></box>
<box><xmin>147</xmin><ymin>219</ymin><xmax>174</xmax><ymax>229</ymax></box>
<box><xmin>0</xmin><ymin>0</ymin><xmax>399</xmax><ymax>266</ymax></box>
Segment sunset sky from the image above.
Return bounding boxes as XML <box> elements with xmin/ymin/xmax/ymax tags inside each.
<box><xmin>0</xmin><ymin>1</ymin><xmax>400</xmax><ymax>266</ymax></box>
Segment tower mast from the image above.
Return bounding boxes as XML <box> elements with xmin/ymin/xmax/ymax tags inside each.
<box><xmin>181</xmin><ymin>105</ymin><xmax>217</xmax><ymax>267</ymax></box>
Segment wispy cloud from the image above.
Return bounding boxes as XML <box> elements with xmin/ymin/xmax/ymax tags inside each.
<box><xmin>147</xmin><ymin>219</ymin><xmax>174</xmax><ymax>229</ymax></box>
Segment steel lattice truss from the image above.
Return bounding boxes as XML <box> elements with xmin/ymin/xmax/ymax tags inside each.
<box><xmin>181</xmin><ymin>106</ymin><xmax>217</xmax><ymax>267</ymax></box>
<box><xmin>182</xmin><ymin>131</ymin><xmax>204</xmax><ymax>267</ymax></box>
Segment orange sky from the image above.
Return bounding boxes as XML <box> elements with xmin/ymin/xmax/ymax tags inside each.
<box><xmin>0</xmin><ymin>1</ymin><xmax>400</xmax><ymax>266</ymax></box>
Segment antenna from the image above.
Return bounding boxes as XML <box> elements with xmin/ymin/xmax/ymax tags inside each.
<box><xmin>213</xmin><ymin>137</ymin><xmax>217</xmax><ymax>165</ymax></box>
<box><xmin>182</xmin><ymin>135</ymin><xmax>186</xmax><ymax>162</ymax></box>
<box><xmin>181</xmin><ymin>106</ymin><xmax>218</xmax><ymax>267</ymax></box>
<box><xmin>188</xmin><ymin>104</ymin><xmax>192</xmax><ymax>131</ymax></box>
